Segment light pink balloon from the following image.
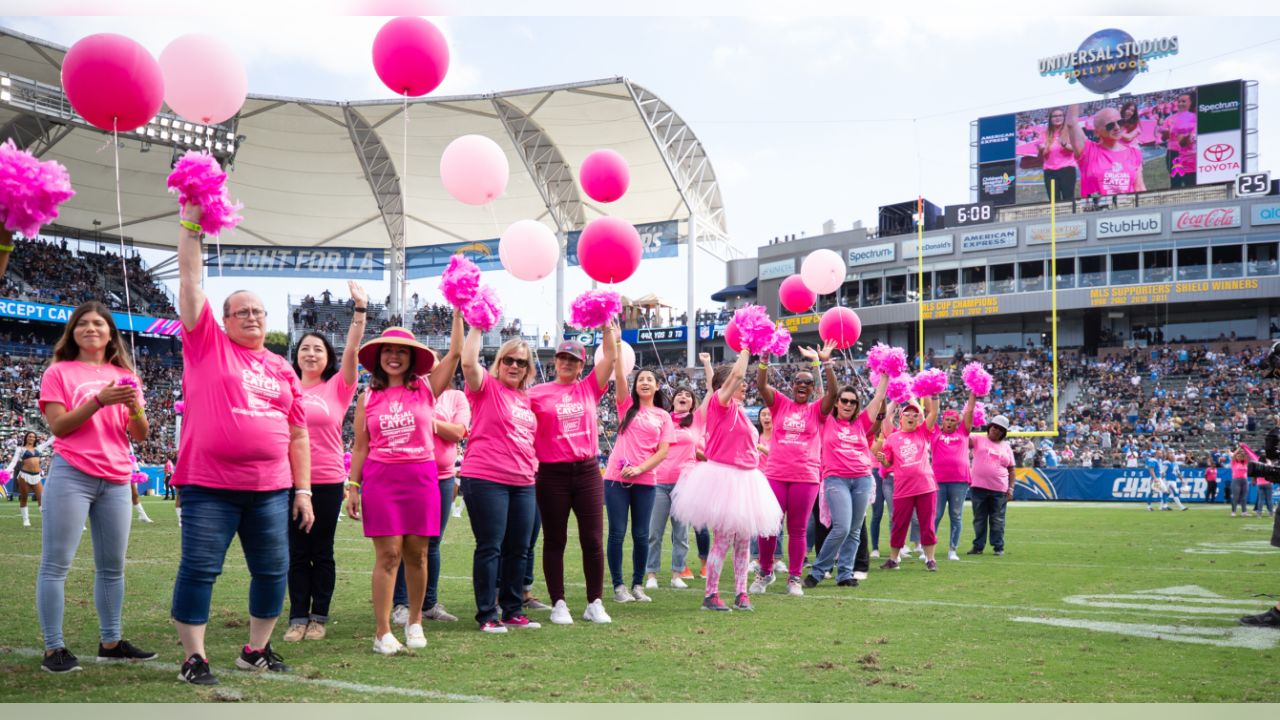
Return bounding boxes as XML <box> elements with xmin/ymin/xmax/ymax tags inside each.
<box><xmin>160</xmin><ymin>34</ymin><xmax>247</xmax><ymax>125</ymax></box>
<box><xmin>579</xmin><ymin>149</ymin><xmax>630</xmax><ymax>203</ymax></box>
<box><xmin>778</xmin><ymin>274</ymin><xmax>816</xmax><ymax>314</ymax></box>
<box><xmin>62</xmin><ymin>33</ymin><xmax>164</xmax><ymax>132</ymax></box>
<box><xmin>800</xmin><ymin>248</ymin><xmax>845</xmax><ymax>295</ymax></box>
<box><xmin>595</xmin><ymin>339</ymin><xmax>636</xmax><ymax>377</ymax></box>
<box><xmin>819</xmin><ymin>307</ymin><xmax>862</xmax><ymax>350</ymax></box>
<box><xmin>577</xmin><ymin>216</ymin><xmax>642</xmax><ymax>284</ymax></box>
<box><xmin>499</xmin><ymin>220</ymin><xmax>559</xmax><ymax>281</ymax></box>
<box><xmin>372</xmin><ymin>16</ymin><xmax>449</xmax><ymax>97</ymax></box>
<box><xmin>440</xmin><ymin>135</ymin><xmax>509</xmax><ymax>206</ymax></box>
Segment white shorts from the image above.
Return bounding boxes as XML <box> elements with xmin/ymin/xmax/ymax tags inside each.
<box><xmin>19</xmin><ymin>471</ymin><xmax>42</xmax><ymax>486</ymax></box>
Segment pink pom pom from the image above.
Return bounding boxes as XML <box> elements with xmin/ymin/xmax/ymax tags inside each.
<box><xmin>962</xmin><ymin>361</ymin><xmax>993</xmax><ymax>397</ymax></box>
<box><xmin>166</xmin><ymin>150</ymin><xmax>243</xmax><ymax>236</ymax></box>
<box><xmin>910</xmin><ymin>368</ymin><xmax>949</xmax><ymax>398</ymax></box>
<box><xmin>569</xmin><ymin>290</ymin><xmax>622</xmax><ymax>329</ymax></box>
<box><xmin>131</xmin><ymin>471</ymin><xmax>148</xmax><ymax>485</ymax></box>
<box><xmin>867</xmin><ymin>343</ymin><xmax>908</xmax><ymax>379</ymax></box>
<box><xmin>343</xmin><ymin>451</ymin><xmax>352</xmax><ymax>474</ymax></box>
<box><xmin>463</xmin><ymin>285</ymin><xmax>502</xmax><ymax>332</ymax></box>
<box><xmin>0</xmin><ymin>139</ymin><xmax>76</xmax><ymax>237</ymax></box>
<box><xmin>733</xmin><ymin>305</ymin><xmax>776</xmax><ymax>355</ymax></box>
<box><xmin>887</xmin><ymin>376</ymin><xmax>914</xmax><ymax>405</ymax></box>
<box><xmin>973</xmin><ymin>402</ymin><xmax>987</xmax><ymax>428</ymax></box>
<box><xmin>174</xmin><ymin>401</ymin><xmax>185</xmax><ymax>415</ymax></box>
<box><xmin>117</xmin><ymin>376</ymin><xmax>137</xmax><ymax>389</ymax></box>
<box><xmin>0</xmin><ymin>469</ymin><xmax>10</xmax><ymax>484</ymax></box>
<box><xmin>440</xmin><ymin>255</ymin><xmax>481</xmax><ymax>309</ymax></box>
<box><xmin>766</xmin><ymin>327</ymin><xmax>792</xmax><ymax>357</ymax></box>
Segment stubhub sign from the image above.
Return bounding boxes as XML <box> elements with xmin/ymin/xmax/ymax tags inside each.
<box><xmin>1096</xmin><ymin>212</ymin><xmax>1162</xmax><ymax>239</ymax></box>
<box><xmin>1251</xmin><ymin>203</ymin><xmax>1280</xmax><ymax>227</ymax></box>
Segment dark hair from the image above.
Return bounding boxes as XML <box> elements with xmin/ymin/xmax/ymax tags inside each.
<box><xmin>829</xmin><ymin>384</ymin><xmax>861</xmax><ymax>419</ymax></box>
<box><xmin>1119</xmin><ymin>100</ymin><xmax>1139</xmax><ymax>130</ymax></box>
<box><xmin>52</xmin><ymin>301</ymin><xmax>135</xmax><ymax>374</ymax></box>
<box><xmin>292</xmin><ymin>332</ymin><xmax>339</xmax><ymax>382</ymax></box>
<box><xmin>617</xmin><ymin>368</ymin><xmax>672</xmax><ymax>436</ymax></box>
<box><xmin>711</xmin><ymin>365</ymin><xmax>733</xmax><ymax>391</ymax></box>
<box><xmin>1045</xmin><ymin>107</ymin><xmax>1067</xmax><ymax>143</ymax></box>
<box><xmin>367</xmin><ymin>344</ymin><xmax>421</xmax><ymax>391</ymax></box>
<box><xmin>755</xmin><ymin>405</ymin><xmax>772</xmax><ymax>435</ymax></box>
<box><xmin>22</xmin><ymin>431</ymin><xmax>36</xmax><ymax>446</ymax></box>
<box><xmin>670</xmin><ymin>385</ymin><xmax>699</xmax><ymax>428</ymax></box>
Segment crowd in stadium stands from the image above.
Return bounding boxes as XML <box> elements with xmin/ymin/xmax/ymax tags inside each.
<box><xmin>0</xmin><ymin>237</ymin><xmax>176</xmax><ymax>317</ymax></box>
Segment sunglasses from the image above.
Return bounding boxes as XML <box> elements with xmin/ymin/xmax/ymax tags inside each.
<box><xmin>1103</xmin><ymin>121</ymin><xmax>1120</xmax><ymax>131</ymax></box>
<box><xmin>501</xmin><ymin>356</ymin><xmax>530</xmax><ymax>369</ymax></box>
<box><xmin>837</xmin><ymin>397</ymin><xmax>858</xmax><ymax>406</ymax></box>
<box><xmin>793</xmin><ymin>379</ymin><xmax>814</xmax><ymax>386</ymax></box>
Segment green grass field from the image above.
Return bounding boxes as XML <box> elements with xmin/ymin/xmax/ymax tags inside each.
<box><xmin>0</xmin><ymin>497</ymin><xmax>1277</xmax><ymax>703</ymax></box>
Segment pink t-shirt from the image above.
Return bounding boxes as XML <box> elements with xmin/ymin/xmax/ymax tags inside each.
<box><xmin>656</xmin><ymin>411</ymin><xmax>704</xmax><ymax>485</ymax></box>
<box><xmin>820</xmin><ymin>412</ymin><xmax>874</xmax><ymax>480</ymax></box>
<box><xmin>299</xmin><ymin>373</ymin><xmax>357</xmax><ymax>484</ymax></box>
<box><xmin>39</xmin><ymin>361</ymin><xmax>141</xmax><ymax>483</ymax></box>
<box><xmin>1079</xmin><ymin>141</ymin><xmax>1144</xmax><ymax>196</ymax></box>
<box><xmin>433</xmin><ymin>388</ymin><xmax>471</xmax><ymax>479</ymax></box>
<box><xmin>704</xmin><ymin>395</ymin><xmax>759</xmax><ymax>470</ymax></box>
<box><xmin>174</xmin><ymin>300</ymin><xmax>305</xmax><ymax>491</ymax></box>
<box><xmin>461</xmin><ymin>375</ymin><xmax>537</xmax><ymax>486</ymax></box>
<box><xmin>882</xmin><ymin>425</ymin><xmax>936</xmax><ymax>498</ymax></box>
<box><xmin>765</xmin><ymin>395</ymin><xmax>824</xmax><ymax>484</ymax></box>
<box><xmin>1042</xmin><ymin>133</ymin><xmax>1077</xmax><ymax>171</ymax></box>
<box><xmin>364</xmin><ymin>383</ymin><xmax>435</xmax><ymax>464</ymax></box>
<box><xmin>1164</xmin><ymin>111</ymin><xmax>1197</xmax><ymax>174</ymax></box>
<box><xmin>932</xmin><ymin>425</ymin><xmax>972</xmax><ymax>484</ymax></box>
<box><xmin>603</xmin><ymin>395</ymin><xmax>674</xmax><ymax>486</ymax></box>
<box><xmin>528</xmin><ymin>375</ymin><xmax>607</xmax><ymax>463</ymax></box>
<box><xmin>970</xmin><ymin>435</ymin><xmax>1016</xmax><ymax>492</ymax></box>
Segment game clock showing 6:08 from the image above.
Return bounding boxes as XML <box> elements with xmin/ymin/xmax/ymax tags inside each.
<box><xmin>945</xmin><ymin>202</ymin><xmax>996</xmax><ymax>228</ymax></box>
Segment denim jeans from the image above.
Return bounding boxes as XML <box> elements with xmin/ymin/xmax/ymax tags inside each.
<box><xmin>523</xmin><ymin>509</ymin><xmax>542</xmax><ymax>591</ymax></box>
<box><xmin>460</xmin><ymin>476</ymin><xmax>537</xmax><ymax>624</ymax></box>
<box><xmin>393</xmin><ymin>476</ymin><xmax>455</xmax><ymax>610</ymax></box>
<box><xmin>809</xmin><ymin>475</ymin><xmax>873</xmax><ymax>583</ymax></box>
<box><xmin>870</xmin><ymin>471</ymin><xmax>894</xmax><ymax>551</ymax></box>
<box><xmin>934</xmin><ymin>482</ymin><xmax>968</xmax><ymax>551</ymax></box>
<box><xmin>171</xmin><ymin>485</ymin><xmax>289</xmax><ymax>624</ymax></box>
<box><xmin>970</xmin><ymin>487</ymin><xmax>1008</xmax><ymax>552</ymax></box>
<box><xmin>1256</xmin><ymin>484</ymin><xmax>1275</xmax><ymax>513</ymax></box>
<box><xmin>37</xmin><ymin>455</ymin><xmax>132</xmax><ymax>650</ymax></box>
<box><xmin>604</xmin><ymin>480</ymin><xmax>655</xmax><ymax>588</ymax></box>
<box><xmin>646</xmin><ymin>483</ymin><xmax>691</xmax><ymax>574</ymax></box>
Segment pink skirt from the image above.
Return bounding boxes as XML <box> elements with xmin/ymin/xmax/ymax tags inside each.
<box><xmin>670</xmin><ymin>461</ymin><xmax>782</xmax><ymax>537</ymax></box>
<box><xmin>361</xmin><ymin>459</ymin><xmax>440</xmax><ymax>538</ymax></box>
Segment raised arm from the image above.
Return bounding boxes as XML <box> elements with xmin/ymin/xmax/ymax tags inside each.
<box><xmin>924</xmin><ymin>396</ymin><xmax>939</xmax><ymax>431</ymax></box>
<box><xmin>1064</xmin><ymin>104</ymin><xmax>1088</xmax><ymax>160</ymax></box>
<box><xmin>864</xmin><ymin>372</ymin><xmax>890</xmax><ymax>421</ymax></box>
<box><xmin>756</xmin><ymin>355</ymin><xmax>777</xmax><ymax>409</ymax></box>
<box><xmin>697</xmin><ymin>352</ymin><xmax>714</xmax><ymax>411</ymax></box>
<box><xmin>716</xmin><ymin>349</ymin><xmax>751</xmax><ymax>406</ymax></box>
<box><xmin>613</xmin><ymin>332</ymin><xmax>630</xmax><ymax>399</ymax></box>
<box><xmin>177</xmin><ymin>204</ymin><xmax>207</xmax><ymax>331</ymax></box>
<box><xmin>806</xmin><ymin>340</ymin><xmax>839</xmax><ymax>414</ymax></box>
<box><xmin>428</xmin><ymin>309</ymin><xmax>463</xmax><ymax>398</ymax></box>
<box><xmin>593</xmin><ymin>321</ymin><xmax>619</xmax><ymax>392</ymax></box>
<box><xmin>340</xmin><ymin>281</ymin><xmax>368</xmax><ymax>387</ymax></box>
<box><xmin>0</xmin><ymin>227</ymin><xmax>13</xmax><ymax>278</ymax></box>
<box><xmin>461</xmin><ymin>326</ymin><xmax>485</xmax><ymax>392</ymax></box>
<box><xmin>961</xmin><ymin>391</ymin><xmax>977</xmax><ymax>431</ymax></box>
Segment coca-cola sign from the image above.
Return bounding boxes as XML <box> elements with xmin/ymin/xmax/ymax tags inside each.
<box><xmin>1171</xmin><ymin>205</ymin><xmax>1241</xmax><ymax>232</ymax></box>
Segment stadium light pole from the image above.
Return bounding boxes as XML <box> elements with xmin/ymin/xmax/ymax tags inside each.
<box><xmin>687</xmin><ymin>212</ymin><xmax>697</xmax><ymax>368</ymax></box>
<box><xmin>1008</xmin><ymin>181</ymin><xmax>1060</xmax><ymax>439</ymax></box>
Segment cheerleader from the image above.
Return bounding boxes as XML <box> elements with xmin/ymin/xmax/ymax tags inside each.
<box><xmin>6</xmin><ymin>432</ymin><xmax>52</xmax><ymax>527</ymax></box>
<box><xmin>127</xmin><ymin>452</ymin><xmax>153</xmax><ymax>523</ymax></box>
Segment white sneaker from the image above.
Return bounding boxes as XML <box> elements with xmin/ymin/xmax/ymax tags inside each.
<box><xmin>948</xmin><ymin>550</ymin><xmax>960</xmax><ymax>561</ymax></box>
<box><xmin>613</xmin><ymin>584</ymin><xmax>634</xmax><ymax>603</ymax></box>
<box><xmin>583</xmin><ymin>599</ymin><xmax>612</xmax><ymax>624</ymax></box>
<box><xmin>644</xmin><ymin>575</ymin><xmax>658</xmax><ymax>590</ymax></box>
<box><xmin>451</xmin><ymin>504</ymin><xmax>462</xmax><ymax>518</ymax></box>
<box><xmin>391</xmin><ymin>604</ymin><xmax>409</xmax><ymax>627</ymax></box>
<box><xmin>852</xmin><ymin>571</ymin><xmax>868</xmax><ymax>581</ymax></box>
<box><xmin>748</xmin><ymin>574</ymin><xmax>772</xmax><ymax>594</ymax></box>
<box><xmin>870</xmin><ymin>549</ymin><xmax>880</xmax><ymax>559</ymax></box>
<box><xmin>748</xmin><ymin>559</ymin><xmax>761</xmax><ymax>574</ymax></box>
<box><xmin>137</xmin><ymin>513</ymin><xmax>153</xmax><ymax>523</ymax></box>
<box><xmin>549</xmin><ymin>600</ymin><xmax>574</xmax><ymax>625</ymax></box>
<box><xmin>670</xmin><ymin>576</ymin><xmax>688</xmax><ymax>589</ymax></box>
<box><xmin>772</xmin><ymin>560</ymin><xmax>788</xmax><ymax>574</ymax></box>
<box><xmin>630</xmin><ymin>584</ymin><xmax>653</xmax><ymax>602</ymax></box>
<box><xmin>787</xmin><ymin>577</ymin><xmax>804</xmax><ymax>597</ymax></box>
<box><xmin>917</xmin><ymin>549</ymin><xmax>927</xmax><ymax>561</ymax></box>
<box><xmin>372</xmin><ymin>632</ymin><xmax>403</xmax><ymax>655</ymax></box>
<box><xmin>404</xmin><ymin>623</ymin><xmax>427</xmax><ymax>649</ymax></box>
<box><xmin>22</xmin><ymin>517</ymin><xmax>30</xmax><ymax>528</ymax></box>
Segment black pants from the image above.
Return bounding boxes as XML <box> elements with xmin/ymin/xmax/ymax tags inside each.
<box><xmin>163</xmin><ymin>479</ymin><xmax>175</xmax><ymax>500</ymax></box>
<box><xmin>811</xmin><ymin>506</ymin><xmax>870</xmax><ymax>575</ymax></box>
<box><xmin>286</xmin><ymin>483</ymin><xmax>345</xmax><ymax>623</ymax></box>
<box><xmin>1205</xmin><ymin>480</ymin><xmax>1218</xmax><ymax>503</ymax></box>
<box><xmin>970</xmin><ymin>487</ymin><xmax>1008</xmax><ymax>552</ymax></box>
<box><xmin>1043</xmin><ymin>166</ymin><xmax>1077</xmax><ymax>203</ymax></box>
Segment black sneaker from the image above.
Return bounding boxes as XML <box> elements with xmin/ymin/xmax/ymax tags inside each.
<box><xmin>837</xmin><ymin>578</ymin><xmax>860</xmax><ymax>587</ymax></box>
<box><xmin>966</xmin><ymin>548</ymin><xmax>984</xmax><ymax>555</ymax></box>
<box><xmin>41</xmin><ymin>647</ymin><xmax>83</xmax><ymax>674</ymax></box>
<box><xmin>1239</xmin><ymin>607</ymin><xmax>1280</xmax><ymax>628</ymax></box>
<box><xmin>97</xmin><ymin>639</ymin><xmax>158</xmax><ymax>663</ymax></box>
<box><xmin>802</xmin><ymin>574</ymin><xmax>819</xmax><ymax>589</ymax></box>
<box><xmin>235</xmin><ymin>642</ymin><xmax>289</xmax><ymax>673</ymax></box>
<box><xmin>178</xmin><ymin>654</ymin><xmax>218</xmax><ymax>685</ymax></box>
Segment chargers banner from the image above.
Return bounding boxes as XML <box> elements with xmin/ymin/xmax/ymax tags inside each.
<box><xmin>1014</xmin><ymin>467</ymin><xmax>1258</xmax><ymax>503</ymax></box>
<box><xmin>210</xmin><ymin>246</ymin><xmax>385</xmax><ymax>280</ymax></box>
<box><xmin>0</xmin><ymin>298</ymin><xmax>182</xmax><ymax>336</ymax></box>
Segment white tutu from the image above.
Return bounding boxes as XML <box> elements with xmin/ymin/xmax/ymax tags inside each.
<box><xmin>670</xmin><ymin>461</ymin><xmax>783</xmax><ymax>537</ymax></box>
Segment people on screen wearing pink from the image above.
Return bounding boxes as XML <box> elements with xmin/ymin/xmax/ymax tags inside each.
<box><xmin>968</xmin><ymin>416</ymin><xmax>1017</xmax><ymax>556</ymax></box>
<box><xmin>752</xmin><ymin>341</ymin><xmax>838</xmax><ymax>598</ymax></box>
<box><xmin>1160</xmin><ymin>92</ymin><xmax>1198</xmax><ymax>188</ymax></box>
<box><xmin>1116</xmin><ymin>100</ymin><xmax>1143</xmax><ymax>146</ymax></box>
<box><xmin>931</xmin><ymin>393</ymin><xmax>976</xmax><ymax>560</ymax></box>
<box><xmin>874</xmin><ymin>397</ymin><xmax>940</xmax><ymax>571</ymax></box>
<box><xmin>1037</xmin><ymin>107</ymin><xmax>1078</xmax><ymax>202</ymax></box>
<box><xmin>1065</xmin><ymin>103</ymin><xmax>1147</xmax><ymax>197</ymax></box>
<box><xmin>1230</xmin><ymin>445</ymin><xmax>1256</xmax><ymax>517</ymax></box>
<box><xmin>670</xmin><ymin>349</ymin><xmax>782</xmax><ymax>613</ymax></box>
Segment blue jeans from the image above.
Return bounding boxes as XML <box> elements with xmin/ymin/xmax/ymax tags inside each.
<box><xmin>37</xmin><ymin>455</ymin><xmax>132</xmax><ymax>650</ymax></box>
<box><xmin>459</xmin><ymin>476</ymin><xmax>536</xmax><ymax>624</ymax></box>
<box><xmin>934</xmin><ymin>482</ymin><xmax>968</xmax><ymax>551</ymax></box>
<box><xmin>605</xmin><ymin>480</ymin><xmax>655</xmax><ymax>588</ymax></box>
<box><xmin>808</xmin><ymin>475</ymin><xmax>873</xmax><ymax>583</ymax></box>
<box><xmin>870</xmin><ymin>471</ymin><xmax>894</xmax><ymax>551</ymax></box>
<box><xmin>1256</xmin><ymin>484</ymin><xmax>1275</xmax><ymax>513</ymax></box>
<box><xmin>523</xmin><ymin>509</ymin><xmax>542</xmax><ymax>591</ymax></box>
<box><xmin>393</xmin><ymin>476</ymin><xmax>455</xmax><ymax>610</ymax></box>
<box><xmin>646</xmin><ymin>483</ymin><xmax>690</xmax><ymax>574</ymax></box>
<box><xmin>171</xmin><ymin>485</ymin><xmax>289</xmax><ymax>624</ymax></box>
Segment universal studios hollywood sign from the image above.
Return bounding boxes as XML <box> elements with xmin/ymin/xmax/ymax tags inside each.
<box><xmin>1038</xmin><ymin>29</ymin><xmax>1179</xmax><ymax>94</ymax></box>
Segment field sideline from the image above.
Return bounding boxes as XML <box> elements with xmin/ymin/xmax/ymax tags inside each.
<box><xmin>0</xmin><ymin>498</ymin><xmax>1277</xmax><ymax>703</ymax></box>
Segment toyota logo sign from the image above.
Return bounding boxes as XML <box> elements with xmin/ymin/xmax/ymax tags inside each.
<box><xmin>1203</xmin><ymin>144</ymin><xmax>1235</xmax><ymax>163</ymax></box>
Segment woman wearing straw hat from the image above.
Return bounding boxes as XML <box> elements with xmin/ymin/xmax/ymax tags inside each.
<box><xmin>347</xmin><ymin>318</ymin><xmax>462</xmax><ymax>655</ymax></box>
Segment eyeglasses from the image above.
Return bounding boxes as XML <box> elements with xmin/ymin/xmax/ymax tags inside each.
<box><xmin>501</xmin><ymin>356</ymin><xmax>530</xmax><ymax>369</ymax></box>
<box><xmin>230</xmin><ymin>308</ymin><xmax>267</xmax><ymax>320</ymax></box>
<box><xmin>837</xmin><ymin>397</ymin><xmax>858</xmax><ymax>406</ymax></box>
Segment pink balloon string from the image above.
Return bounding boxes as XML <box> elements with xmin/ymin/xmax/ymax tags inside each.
<box><xmin>112</xmin><ymin>118</ymin><xmax>138</xmax><ymax>367</ymax></box>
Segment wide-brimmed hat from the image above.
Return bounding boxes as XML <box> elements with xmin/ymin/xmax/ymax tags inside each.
<box><xmin>358</xmin><ymin>327</ymin><xmax>435</xmax><ymax>376</ymax></box>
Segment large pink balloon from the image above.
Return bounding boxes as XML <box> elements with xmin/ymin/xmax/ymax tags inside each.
<box><xmin>800</xmin><ymin>249</ymin><xmax>845</xmax><ymax>296</ymax></box>
<box><xmin>579</xmin><ymin>149</ymin><xmax>630</xmax><ymax>203</ymax></box>
<box><xmin>576</xmin><ymin>217</ymin><xmax>642</xmax><ymax>284</ymax></box>
<box><xmin>440</xmin><ymin>135</ymin><xmax>509</xmax><ymax>206</ymax></box>
<box><xmin>62</xmin><ymin>34</ymin><xmax>164</xmax><ymax>132</ymax></box>
<box><xmin>594</xmin><ymin>340</ymin><xmax>636</xmax><ymax>377</ymax></box>
<box><xmin>372</xmin><ymin>16</ymin><xmax>450</xmax><ymax>96</ymax></box>
<box><xmin>819</xmin><ymin>307</ymin><xmax>862</xmax><ymax>350</ymax></box>
<box><xmin>723</xmin><ymin>320</ymin><xmax>744</xmax><ymax>353</ymax></box>
<box><xmin>778</xmin><ymin>274</ymin><xmax>816</xmax><ymax>314</ymax></box>
<box><xmin>160</xmin><ymin>34</ymin><xmax>247</xmax><ymax>125</ymax></box>
<box><xmin>499</xmin><ymin>220</ymin><xmax>559</xmax><ymax>281</ymax></box>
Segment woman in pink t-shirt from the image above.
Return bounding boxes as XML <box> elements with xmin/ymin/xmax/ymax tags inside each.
<box><xmin>1230</xmin><ymin>445</ymin><xmax>1256</xmax><ymax>517</ymax></box>
<box><xmin>526</xmin><ymin>325</ymin><xmax>617</xmax><ymax>625</ymax></box>
<box><xmin>1066</xmin><ymin>103</ymin><xmax>1147</xmax><ymax>198</ymax></box>
<box><xmin>670</xmin><ymin>348</ymin><xmax>783</xmax><ymax>612</ymax></box>
<box><xmin>282</xmin><ymin>281</ymin><xmax>367</xmax><ymax>643</ymax></box>
<box><xmin>348</xmin><ymin>318</ymin><xmax>461</xmax><ymax>655</ymax></box>
<box><xmin>931</xmin><ymin>392</ymin><xmax>977</xmax><ymax>561</ymax></box>
<box><xmin>37</xmin><ymin>301</ymin><xmax>155</xmax><ymax>673</ymax></box>
<box><xmin>1037</xmin><ymin>107</ymin><xmax>1078</xmax><ymax>202</ymax></box>
<box><xmin>968</xmin><ymin>416</ymin><xmax>1017</xmax><ymax>556</ymax></box>
<box><xmin>1160</xmin><ymin>92</ymin><xmax>1198</xmax><ymax>189</ymax></box>
<box><xmin>874</xmin><ymin>398</ymin><xmax>940</xmax><ymax>571</ymax></box>
<box><xmin>752</xmin><ymin>342</ymin><xmax>838</xmax><ymax>598</ymax></box>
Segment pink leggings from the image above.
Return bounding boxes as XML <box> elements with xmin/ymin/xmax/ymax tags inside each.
<box><xmin>890</xmin><ymin>491</ymin><xmax>937</xmax><ymax>549</ymax></box>
<box><xmin>705</xmin><ymin>530</ymin><xmax>749</xmax><ymax>599</ymax></box>
<box><xmin>757</xmin><ymin>479</ymin><xmax>820</xmax><ymax>578</ymax></box>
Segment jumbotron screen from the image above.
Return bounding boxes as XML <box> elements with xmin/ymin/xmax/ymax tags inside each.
<box><xmin>975</xmin><ymin>80</ymin><xmax>1245</xmax><ymax>206</ymax></box>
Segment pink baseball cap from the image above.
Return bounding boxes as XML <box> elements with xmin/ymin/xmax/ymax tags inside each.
<box><xmin>555</xmin><ymin>340</ymin><xmax>587</xmax><ymax>363</ymax></box>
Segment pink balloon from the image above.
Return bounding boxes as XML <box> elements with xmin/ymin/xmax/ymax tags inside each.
<box><xmin>800</xmin><ymin>249</ymin><xmax>845</xmax><ymax>295</ymax></box>
<box><xmin>579</xmin><ymin>149</ymin><xmax>630</xmax><ymax>203</ymax></box>
<box><xmin>62</xmin><ymin>33</ymin><xmax>164</xmax><ymax>132</ymax></box>
<box><xmin>819</xmin><ymin>307</ymin><xmax>862</xmax><ymax>350</ymax></box>
<box><xmin>372</xmin><ymin>16</ymin><xmax>450</xmax><ymax>96</ymax></box>
<box><xmin>778</xmin><ymin>274</ymin><xmax>816</xmax><ymax>314</ymax></box>
<box><xmin>576</xmin><ymin>216</ymin><xmax>642</xmax><ymax>284</ymax></box>
<box><xmin>723</xmin><ymin>320</ymin><xmax>744</xmax><ymax>353</ymax></box>
<box><xmin>499</xmin><ymin>220</ymin><xmax>559</xmax><ymax>281</ymax></box>
<box><xmin>160</xmin><ymin>34</ymin><xmax>247</xmax><ymax>125</ymax></box>
<box><xmin>440</xmin><ymin>135</ymin><xmax>509</xmax><ymax>206</ymax></box>
<box><xmin>594</xmin><ymin>339</ymin><xmax>636</xmax><ymax>377</ymax></box>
